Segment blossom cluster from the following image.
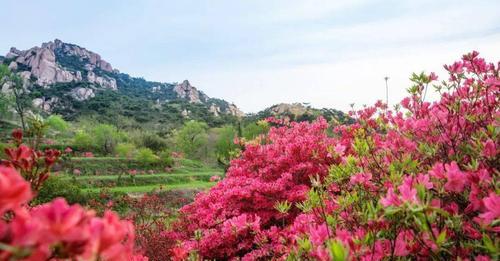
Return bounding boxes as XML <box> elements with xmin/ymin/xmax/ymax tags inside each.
<box><xmin>1</xmin><ymin>129</ymin><xmax>61</xmax><ymax>192</ymax></box>
<box><xmin>165</xmin><ymin>52</ymin><xmax>499</xmax><ymax>260</ymax></box>
<box><xmin>0</xmin><ymin>166</ymin><xmax>146</xmax><ymax>260</ymax></box>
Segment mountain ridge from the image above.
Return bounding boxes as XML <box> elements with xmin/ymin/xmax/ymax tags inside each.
<box><xmin>2</xmin><ymin>39</ymin><xmax>243</xmax><ymax>119</ymax></box>
<box><xmin>2</xmin><ymin>39</ymin><xmax>349</xmax><ymax>127</ymax></box>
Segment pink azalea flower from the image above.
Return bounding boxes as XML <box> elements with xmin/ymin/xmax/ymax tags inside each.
<box><xmin>0</xmin><ymin>166</ymin><xmax>32</xmax><ymax>215</ymax></box>
<box><xmin>444</xmin><ymin>162</ymin><xmax>467</xmax><ymax>193</ymax></box>
<box><xmin>380</xmin><ymin>188</ymin><xmax>401</xmax><ymax>207</ymax></box>
<box><xmin>309</xmin><ymin>224</ymin><xmax>329</xmax><ymax>246</ymax></box>
<box><xmin>482</xmin><ymin>139</ymin><xmax>496</xmax><ymax>158</ymax></box>
<box><xmin>398</xmin><ymin>179</ymin><xmax>418</xmax><ymax>204</ymax></box>
<box><xmin>334</xmin><ymin>144</ymin><xmax>346</xmax><ymax>156</ymax></box>
<box><xmin>479</xmin><ymin>192</ymin><xmax>500</xmax><ymax>224</ymax></box>
<box><xmin>416</xmin><ymin>174</ymin><xmax>433</xmax><ymax>189</ymax></box>
<box><xmin>349</xmin><ymin>172</ymin><xmax>372</xmax><ymax>187</ymax></box>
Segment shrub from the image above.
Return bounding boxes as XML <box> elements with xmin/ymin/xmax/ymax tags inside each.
<box><xmin>163</xmin><ymin>52</ymin><xmax>499</xmax><ymax>260</ymax></box>
<box><xmin>174</xmin><ymin>120</ymin><xmax>208</xmax><ymax>159</ymax></box>
<box><xmin>0</xmin><ymin>160</ymin><xmax>145</xmax><ymax>260</ymax></box>
<box><xmin>159</xmin><ymin>149</ymin><xmax>174</xmax><ymax>167</ymax></box>
<box><xmin>135</xmin><ymin>148</ymin><xmax>159</xmax><ymax>164</ymax></box>
<box><xmin>33</xmin><ymin>175</ymin><xmax>87</xmax><ymax>205</ymax></box>
<box><xmin>72</xmin><ymin>130</ymin><xmax>94</xmax><ymax>151</ymax></box>
<box><xmin>140</xmin><ymin>133</ymin><xmax>168</xmax><ymax>152</ymax></box>
<box><xmin>45</xmin><ymin>114</ymin><xmax>69</xmax><ymax>132</ymax></box>
<box><xmin>116</xmin><ymin>142</ymin><xmax>137</xmax><ymax>158</ymax></box>
<box><xmin>92</xmin><ymin>124</ymin><xmax>123</xmax><ymax>154</ymax></box>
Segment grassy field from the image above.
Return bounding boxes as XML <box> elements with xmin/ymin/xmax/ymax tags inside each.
<box><xmin>61</xmin><ymin>158</ymin><xmax>223</xmax><ymax>194</ymax></box>
<box><xmin>83</xmin><ymin>181</ymin><xmax>214</xmax><ymax>193</ymax></box>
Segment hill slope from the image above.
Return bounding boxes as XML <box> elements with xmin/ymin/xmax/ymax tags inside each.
<box><xmin>2</xmin><ymin>39</ymin><xmax>242</xmax><ymax>127</ymax></box>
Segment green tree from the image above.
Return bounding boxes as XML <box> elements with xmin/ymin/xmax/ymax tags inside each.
<box><xmin>135</xmin><ymin>147</ymin><xmax>159</xmax><ymax>164</ymax></box>
<box><xmin>0</xmin><ymin>64</ymin><xmax>31</xmax><ymax>130</ymax></box>
<box><xmin>0</xmin><ymin>93</ymin><xmax>12</xmax><ymax>118</ymax></box>
<box><xmin>214</xmin><ymin>125</ymin><xmax>239</xmax><ymax>168</ymax></box>
<box><xmin>174</xmin><ymin>120</ymin><xmax>208</xmax><ymax>159</ymax></box>
<box><xmin>242</xmin><ymin>120</ymin><xmax>269</xmax><ymax>140</ymax></box>
<box><xmin>92</xmin><ymin>124</ymin><xmax>123</xmax><ymax>155</ymax></box>
<box><xmin>73</xmin><ymin>130</ymin><xmax>94</xmax><ymax>151</ymax></box>
<box><xmin>46</xmin><ymin>115</ymin><xmax>69</xmax><ymax>132</ymax></box>
<box><xmin>115</xmin><ymin>143</ymin><xmax>137</xmax><ymax>158</ymax></box>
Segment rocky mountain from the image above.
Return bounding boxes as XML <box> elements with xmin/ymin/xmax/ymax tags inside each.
<box><xmin>247</xmin><ymin>102</ymin><xmax>352</xmax><ymax>124</ymax></box>
<box><xmin>1</xmin><ymin>39</ymin><xmax>243</xmax><ymax>124</ymax></box>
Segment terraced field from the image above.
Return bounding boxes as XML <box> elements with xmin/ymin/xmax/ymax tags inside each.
<box><xmin>60</xmin><ymin>158</ymin><xmax>223</xmax><ymax>194</ymax></box>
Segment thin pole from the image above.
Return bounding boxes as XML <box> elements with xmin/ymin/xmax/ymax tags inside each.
<box><xmin>384</xmin><ymin>76</ymin><xmax>389</xmax><ymax>109</ymax></box>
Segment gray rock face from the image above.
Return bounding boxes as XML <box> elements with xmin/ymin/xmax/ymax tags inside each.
<box><xmin>173</xmin><ymin>80</ymin><xmax>208</xmax><ymax>104</ymax></box>
<box><xmin>32</xmin><ymin>97</ymin><xmax>59</xmax><ymax>112</ymax></box>
<box><xmin>70</xmin><ymin>87</ymin><xmax>95</xmax><ymax>101</ymax></box>
<box><xmin>87</xmin><ymin>71</ymin><xmax>117</xmax><ymax>90</ymax></box>
<box><xmin>5</xmin><ymin>39</ymin><xmax>113</xmax><ymax>87</ymax></box>
<box><xmin>226</xmin><ymin>103</ymin><xmax>244</xmax><ymax>117</ymax></box>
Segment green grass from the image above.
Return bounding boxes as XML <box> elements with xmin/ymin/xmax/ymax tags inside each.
<box><xmin>60</xmin><ymin>171</ymin><xmax>222</xmax><ymax>181</ymax></box>
<box><xmin>83</xmin><ymin>181</ymin><xmax>214</xmax><ymax>193</ymax></box>
<box><xmin>58</xmin><ymin>157</ymin><xmax>223</xmax><ymax>194</ymax></box>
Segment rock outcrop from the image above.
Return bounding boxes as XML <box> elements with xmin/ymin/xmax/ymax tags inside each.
<box><xmin>70</xmin><ymin>87</ymin><xmax>95</xmax><ymax>101</ymax></box>
<box><xmin>173</xmin><ymin>80</ymin><xmax>208</xmax><ymax>104</ymax></box>
<box><xmin>4</xmin><ymin>39</ymin><xmax>245</xmax><ymax>118</ymax></box>
<box><xmin>5</xmin><ymin>39</ymin><xmax>114</xmax><ymax>88</ymax></box>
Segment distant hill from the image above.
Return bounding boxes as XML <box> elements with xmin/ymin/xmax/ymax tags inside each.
<box><xmin>1</xmin><ymin>39</ymin><xmax>242</xmax><ymax>128</ymax></box>
<box><xmin>1</xmin><ymin>39</ymin><xmax>350</xmax><ymax>128</ymax></box>
<box><xmin>247</xmin><ymin>102</ymin><xmax>352</xmax><ymax>124</ymax></box>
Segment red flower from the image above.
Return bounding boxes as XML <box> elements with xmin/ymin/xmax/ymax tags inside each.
<box><xmin>0</xmin><ymin>166</ymin><xmax>32</xmax><ymax>214</ymax></box>
<box><xmin>171</xmin><ymin>247</ymin><xmax>188</xmax><ymax>261</ymax></box>
<box><xmin>11</xmin><ymin>128</ymin><xmax>23</xmax><ymax>142</ymax></box>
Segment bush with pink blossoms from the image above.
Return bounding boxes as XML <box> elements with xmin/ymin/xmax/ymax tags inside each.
<box><xmin>163</xmin><ymin>52</ymin><xmax>499</xmax><ymax>260</ymax></box>
<box><xmin>0</xmin><ymin>166</ymin><xmax>146</xmax><ymax>260</ymax></box>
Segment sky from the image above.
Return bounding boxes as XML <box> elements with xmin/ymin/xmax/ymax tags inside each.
<box><xmin>1</xmin><ymin>0</ymin><xmax>499</xmax><ymax>113</ymax></box>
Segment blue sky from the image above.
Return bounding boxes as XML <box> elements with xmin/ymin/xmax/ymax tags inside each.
<box><xmin>1</xmin><ymin>0</ymin><xmax>499</xmax><ymax>112</ymax></box>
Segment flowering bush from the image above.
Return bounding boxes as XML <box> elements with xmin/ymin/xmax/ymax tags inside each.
<box><xmin>0</xmin><ymin>166</ymin><xmax>146</xmax><ymax>260</ymax></box>
<box><xmin>164</xmin><ymin>52</ymin><xmax>499</xmax><ymax>260</ymax></box>
<box><xmin>1</xmin><ymin>129</ymin><xmax>61</xmax><ymax>192</ymax></box>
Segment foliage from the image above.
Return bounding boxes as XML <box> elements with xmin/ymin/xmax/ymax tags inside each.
<box><xmin>115</xmin><ymin>142</ymin><xmax>137</xmax><ymax>158</ymax></box>
<box><xmin>135</xmin><ymin>148</ymin><xmax>159</xmax><ymax>164</ymax></box>
<box><xmin>213</xmin><ymin>125</ymin><xmax>241</xmax><ymax>169</ymax></box>
<box><xmin>137</xmin><ymin>132</ymin><xmax>168</xmax><ymax>152</ymax></box>
<box><xmin>72</xmin><ymin>130</ymin><xmax>94</xmax><ymax>151</ymax></box>
<box><xmin>45</xmin><ymin>114</ymin><xmax>69</xmax><ymax>132</ymax></box>
<box><xmin>242</xmin><ymin>120</ymin><xmax>269</xmax><ymax>140</ymax></box>
<box><xmin>92</xmin><ymin>124</ymin><xmax>123</xmax><ymax>154</ymax></box>
<box><xmin>33</xmin><ymin>175</ymin><xmax>87</xmax><ymax>205</ymax></box>
<box><xmin>0</xmin><ymin>64</ymin><xmax>32</xmax><ymax>131</ymax></box>
<box><xmin>65</xmin><ymin>157</ymin><xmax>164</xmax><ymax>175</ymax></box>
<box><xmin>162</xmin><ymin>52</ymin><xmax>500</xmax><ymax>260</ymax></box>
<box><xmin>174</xmin><ymin>120</ymin><xmax>209</xmax><ymax>159</ymax></box>
<box><xmin>159</xmin><ymin>149</ymin><xmax>174</xmax><ymax>167</ymax></box>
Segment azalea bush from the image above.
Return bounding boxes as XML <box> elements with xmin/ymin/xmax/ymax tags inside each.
<box><xmin>163</xmin><ymin>51</ymin><xmax>499</xmax><ymax>260</ymax></box>
<box><xmin>1</xmin><ymin>129</ymin><xmax>61</xmax><ymax>193</ymax></box>
<box><xmin>0</xmin><ymin>166</ymin><xmax>146</xmax><ymax>260</ymax></box>
<box><xmin>0</xmin><ymin>130</ymin><xmax>146</xmax><ymax>260</ymax></box>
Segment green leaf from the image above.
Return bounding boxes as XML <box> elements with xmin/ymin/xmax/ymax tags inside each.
<box><xmin>482</xmin><ymin>234</ymin><xmax>497</xmax><ymax>254</ymax></box>
<box><xmin>436</xmin><ymin>230</ymin><xmax>446</xmax><ymax>246</ymax></box>
<box><xmin>327</xmin><ymin>240</ymin><xmax>349</xmax><ymax>261</ymax></box>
